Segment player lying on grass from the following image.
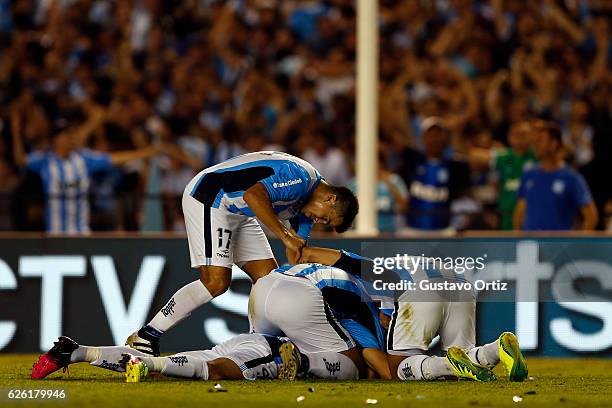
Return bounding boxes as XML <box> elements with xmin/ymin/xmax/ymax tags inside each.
<box><xmin>127</xmin><ymin>151</ymin><xmax>358</xmax><ymax>356</ymax></box>
<box><xmin>250</xmin><ymin>260</ymin><xmax>393</xmax><ymax>380</ymax></box>
<box><xmin>32</xmin><ymin>332</ymin><xmax>339</xmax><ymax>382</ymax></box>
<box><xmin>298</xmin><ymin>247</ymin><xmax>529</xmax><ymax>382</ymax></box>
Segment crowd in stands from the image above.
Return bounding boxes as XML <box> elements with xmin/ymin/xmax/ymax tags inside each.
<box><xmin>0</xmin><ymin>0</ymin><xmax>609</xmax><ymax>233</ymax></box>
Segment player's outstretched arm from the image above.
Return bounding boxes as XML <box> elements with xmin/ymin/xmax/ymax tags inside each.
<box><xmin>110</xmin><ymin>145</ymin><xmax>159</xmax><ymax>165</ymax></box>
<box><xmin>298</xmin><ymin>246</ymin><xmax>342</xmax><ymax>265</ymax></box>
<box><xmin>244</xmin><ymin>182</ymin><xmax>305</xmax><ymax>263</ymax></box>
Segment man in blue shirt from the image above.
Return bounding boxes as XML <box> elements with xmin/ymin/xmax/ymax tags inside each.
<box><xmin>399</xmin><ymin>118</ymin><xmax>470</xmax><ymax>231</ymax></box>
<box><xmin>129</xmin><ymin>151</ymin><xmax>359</xmax><ymax>356</ymax></box>
<box><xmin>513</xmin><ymin>122</ymin><xmax>598</xmax><ymax>231</ymax></box>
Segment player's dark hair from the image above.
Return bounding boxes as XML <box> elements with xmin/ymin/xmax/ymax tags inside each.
<box><xmin>332</xmin><ymin>186</ymin><xmax>359</xmax><ymax>233</ymax></box>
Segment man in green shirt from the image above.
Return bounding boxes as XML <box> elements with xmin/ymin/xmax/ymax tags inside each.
<box><xmin>469</xmin><ymin>121</ymin><xmax>536</xmax><ymax>230</ymax></box>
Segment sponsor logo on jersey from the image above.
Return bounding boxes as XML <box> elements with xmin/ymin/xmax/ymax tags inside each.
<box><xmin>272</xmin><ymin>179</ymin><xmax>303</xmax><ymax>188</ymax></box>
<box><xmin>216</xmin><ymin>252</ymin><xmax>230</xmax><ymax>258</ymax></box>
<box><xmin>322</xmin><ymin>358</ymin><xmax>340</xmax><ymax>376</ymax></box>
<box><xmin>161</xmin><ymin>297</ymin><xmax>177</xmax><ymax>317</ymax></box>
<box><xmin>504</xmin><ymin>178</ymin><xmax>520</xmax><ymax>191</ymax></box>
<box><xmin>169</xmin><ymin>356</ymin><xmax>188</xmax><ymax>366</ymax></box>
<box><xmin>409</xmin><ymin>181</ymin><xmax>449</xmax><ymax>202</ymax></box>
<box><xmin>552</xmin><ymin>180</ymin><xmax>565</xmax><ymax>194</ymax></box>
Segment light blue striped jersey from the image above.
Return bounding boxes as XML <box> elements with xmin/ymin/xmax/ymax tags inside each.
<box><xmin>26</xmin><ymin>149</ymin><xmax>112</xmax><ymax>233</ymax></box>
<box><xmin>189</xmin><ymin>151</ymin><xmax>322</xmax><ymax>238</ymax></box>
<box><xmin>274</xmin><ymin>263</ymin><xmax>386</xmax><ymax>350</ymax></box>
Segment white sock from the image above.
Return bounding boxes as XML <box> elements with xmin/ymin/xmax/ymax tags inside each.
<box><xmin>397</xmin><ymin>355</ymin><xmax>454</xmax><ymax>380</ymax></box>
<box><xmin>141</xmin><ymin>354</ymin><xmax>209</xmax><ymax>379</ymax></box>
<box><xmin>71</xmin><ymin>345</ymin><xmax>149</xmax><ymax>372</ymax></box>
<box><xmin>305</xmin><ymin>352</ymin><xmax>359</xmax><ymax>380</ymax></box>
<box><xmin>148</xmin><ymin>280</ymin><xmax>213</xmax><ymax>333</ymax></box>
<box><xmin>70</xmin><ymin>346</ymin><xmax>99</xmax><ymax>363</ymax></box>
<box><xmin>468</xmin><ymin>339</ymin><xmax>499</xmax><ymax>366</ymax></box>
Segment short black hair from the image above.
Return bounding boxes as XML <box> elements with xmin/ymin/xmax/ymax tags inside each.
<box><xmin>332</xmin><ymin>186</ymin><xmax>359</xmax><ymax>233</ymax></box>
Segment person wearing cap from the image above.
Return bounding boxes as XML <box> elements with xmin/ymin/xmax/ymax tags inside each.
<box><xmin>398</xmin><ymin>117</ymin><xmax>470</xmax><ymax>233</ymax></box>
<box><xmin>11</xmin><ymin>108</ymin><xmax>159</xmax><ymax>234</ymax></box>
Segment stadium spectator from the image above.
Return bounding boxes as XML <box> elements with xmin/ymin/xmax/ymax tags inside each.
<box><xmin>300</xmin><ymin>130</ymin><xmax>352</xmax><ymax>186</ymax></box>
<box><xmin>0</xmin><ymin>0</ymin><xmax>609</xmax><ymax>231</ymax></box>
<box><xmin>513</xmin><ymin>122</ymin><xmax>598</xmax><ymax>231</ymax></box>
<box><xmin>468</xmin><ymin>120</ymin><xmax>537</xmax><ymax>230</ymax></box>
<box><xmin>398</xmin><ymin>118</ymin><xmax>471</xmax><ymax>232</ymax></box>
<box><xmin>348</xmin><ymin>153</ymin><xmax>408</xmax><ymax>233</ymax></box>
<box><xmin>11</xmin><ymin>103</ymin><xmax>159</xmax><ymax>234</ymax></box>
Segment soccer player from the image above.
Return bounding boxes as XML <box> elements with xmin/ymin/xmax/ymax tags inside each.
<box><xmin>513</xmin><ymin>122</ymin><xmax>598</xmax><ymax>230</ymax></box>
<box><xmin>31</xmin><ymin>334</ymin><xmax>303</xmax><ymax>381</ymax></box>
<box><xmin>249</xmin><ymin>261</ymin><xmax>392</xmax><ymax>380</ymax></box>
<box><xmin>468</xmin><ymin>120</ymin><xmax>537</xmax><ymax>230</ymax></box>
<box><xmin>128</xmin><ymin>151</ymin><xmax>359</xmax><ymax>355</ymax></box>
<box><xmin>297</xmin><ymin>247</ymin><xmax>529</xmax><ymax>382</ymax></box>
<box><xmin>32</xmin><ymin>327</ymin><xmax>387</xmax><ymax>382</ymax></box>
<box><xmin>11</xmin><ymin>112</ymin><xmax>159</xmax><ymax>233</ymax></box>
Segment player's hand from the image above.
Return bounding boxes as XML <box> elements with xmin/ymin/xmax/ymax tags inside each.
<box><xmin>286</xmin><ymin>247</ymin><xmax>301</xmax><ymax>264</ymax></box>
<box><xmin>282</xmin><ymin>231</ymin><xmax>305</xmax><ymax>264</ymax></box>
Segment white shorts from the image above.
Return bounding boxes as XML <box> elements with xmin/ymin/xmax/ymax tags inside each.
<box><xmin>179</xmin><ymin>333</ymin><xmax>280</xmax><ymax>380</ymax></box>
<box><xmin>387</xmin><ymin>293</ymin><xmax>475</xmax><ymax>355</ymax></box>
<box><xmin>248</xmin><ymin>273</ymin><xmax>355</xmax><ymax>354</ymax></box>
<box><xmin>182</xmin><ymin>190</ymin><xmax>274</xmax><ymax>268</ymax></box>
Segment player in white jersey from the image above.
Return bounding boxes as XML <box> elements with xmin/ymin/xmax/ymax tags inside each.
<box><xmin>32</xmin><ymin>334</ymin><xmax>301</xmax><ymax>381</ymax></box>
<box><xmin>33</xmin><ymin>331</ymin><xmax>379</xmax><ymax>382</ymax></box>
<box><xmin>249</xmin><ymin>260</ymin><xmax>393</xmax><ymax>380</ymax></box>
<box><xmin>298</xmin><ymin>247</ymin><xmax>529</xmax><ymax>383</ymax></box>
<box><xmin>127</xmin><ymin>151</ymin><xmax>359</xmax><ymax>356</ymax></box>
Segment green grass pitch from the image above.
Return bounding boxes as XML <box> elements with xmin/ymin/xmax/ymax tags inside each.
<box><xmin>0</xmin><ymin>354</ymin><xmax>611</xmax><ymax>408</ymax></box>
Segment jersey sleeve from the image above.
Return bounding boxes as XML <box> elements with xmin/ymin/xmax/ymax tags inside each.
<box><xmin>289</xmin><ymin>213</ymin><xmax>314</xmax><ymax>239</ymax></box>
<box><xmin>492</xmin><ymin>148</ymin><xmax>507</xmax><ymax>172</ymax></box>
<box><xmin>571</xmin><ymin>172</ymin><xmax>594</xmax><ymax>208</ymax></box>
<box><xmin>259</xmin><ymin>161</ymin><xmax>320</xmax><ymax>203</ymax></box>
<box><xmin>25</xmin><ymin>151</ymin><xmax>49</xmax><ymax>173</ymax></box>
<box><xmin>389</xmin><ymin>174</ymin><xmax>408</xmax><ymax>199</ymax></box>
<box><xmin>517</xmin><ymin>171</ymin><xmax>531</xmax><ymax>199</ymax></box>
<box><xmin>339</xmin><ymin>318</ymin><xmax>381</xmax><ymax>350</ymax></box>
<box><xmin>79</xmin><ymin>149</ymin><xmax>113</xmax><ymax>174</ymax></box>
<box><xmin>333</xmin><ymin>250</ymin><xmax>373</xmax><ymax>278</ymax></box>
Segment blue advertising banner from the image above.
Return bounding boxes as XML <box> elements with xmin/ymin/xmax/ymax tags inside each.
<box><xmin>0</xmin><ymin>236</ymin><xmax>610</xmax><ymax>356</ymax></box>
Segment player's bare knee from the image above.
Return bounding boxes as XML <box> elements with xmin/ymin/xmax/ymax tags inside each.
<box><xmin>199</xmin><ymin>277</ymin><xmax>230</xmax><ymax>297</ymax></box>
<box><xmin>198</xmin><ymin>267</ymin><xmax>231</xmax><ymax>297</ymax></box>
